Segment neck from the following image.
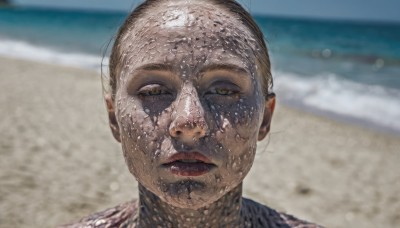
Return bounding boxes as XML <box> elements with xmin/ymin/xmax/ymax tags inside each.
<box><xmin>133</xmin><ymin>183</ymin><xmax>245</xmax><ymax>228</ymax></box>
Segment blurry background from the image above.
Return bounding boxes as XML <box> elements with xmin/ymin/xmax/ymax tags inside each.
<box><xmin>1</xmin><ymin>0</ymin><xmax>399</xmax><ymax>227</ymax></box>
<box><xmin>2</xmin><ymin>0</ymin><xmax>400</xmax><ymax>133</ymax></box>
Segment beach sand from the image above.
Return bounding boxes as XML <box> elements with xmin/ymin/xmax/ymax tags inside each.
<box><xmin>1</xmin><ymin>56</ymin><xmax>399</xmax><ymax>228</ymax></box>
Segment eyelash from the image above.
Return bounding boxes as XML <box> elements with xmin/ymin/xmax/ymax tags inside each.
<box><xmin>206</xmin><ymin>81</ymin><xmax>241</xmax><ymax>96</ymax></box>
<box><xmin>138</xmin><ymin>85</ymin><xmax>170</xmax><ymax>96</ymax></box>
<box><xmin>207</xmin><ymin>87</ymin><xmax>239</xmax><ymax>96</ymax></box>
<box><xmin>137</xmin><ymin>84</ymin><xmax>240</xmax><ymax>97</ymax></box>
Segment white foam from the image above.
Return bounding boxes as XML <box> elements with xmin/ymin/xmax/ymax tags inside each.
<box><xmin>0</xmin><ymin>39</ymin><xmax>107</xmax><ymax>70</ymax></box>
<box><xmin>274</xmin><ymin>71</ymin><xmax>400</xmax><ymax>131</ymax></box>
<box><xmin>1</xmin><ymin>39</ymin><xmax>399</xmax><ymax>131</ymax></box>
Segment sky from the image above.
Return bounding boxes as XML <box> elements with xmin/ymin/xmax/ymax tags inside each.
<box><xmin>11</xmin><ymin>0</ymin><xmax>400</xmax><ymax>23</ymax></box>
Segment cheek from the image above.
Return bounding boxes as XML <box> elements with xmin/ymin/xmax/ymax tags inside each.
<box><xmin>213</xmin><ymin>96</ymin><xmax>263</xmax><ymax>179</ymax></box>
<box><xmin>213</xmin><ymin>98</ymin><xmax>263</xmax><ymax>140</ymax></box>
<box><xmin>213</xmin><ymin>100</ymin><xmax>261</xmax><ymax>159</ymax></box>
<box><xmin>116</xmin><ymin>96</ymin><xmax>172</xmax><ymax>173</ymax></box>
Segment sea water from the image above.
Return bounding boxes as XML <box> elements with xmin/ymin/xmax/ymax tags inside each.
<box><xmin>1</xmin><ymin>7</ymin><xmax>399</xmax><ymax>133</ymax></box>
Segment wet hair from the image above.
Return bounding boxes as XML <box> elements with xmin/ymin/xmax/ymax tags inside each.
<box><xmin>107</xmin><ymin>0</ymin><xmax>273</xmax><ymax>100</ymax></box>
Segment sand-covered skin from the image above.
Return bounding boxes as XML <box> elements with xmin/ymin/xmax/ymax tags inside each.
<box><xmin>0</xmin><ymin>56</ymin><xmax>399</xmax><ymax>228</ymax></box>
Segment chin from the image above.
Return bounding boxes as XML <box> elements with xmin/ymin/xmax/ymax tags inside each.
<box><xmin>156</xmin><ymin>179</ymin><xmax>223</xmax><ymax>209</ymax></box>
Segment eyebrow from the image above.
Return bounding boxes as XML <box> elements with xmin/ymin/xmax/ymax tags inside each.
<box><xmin>199</xmin><ymin>63</ymin><xmax>252</xmax><ymax>90</ymax></box>
<box><xmin>135</xmin><ymin>63</ymin><xmax>248</xmax><ymax>75</ymax></box>
<box><xmin>136</xmin><ymin>63</ymin><xmax>175</xmax><ymax>72</ymax></box>
<box><xmin>199</xmin><ymin>63</ymin><xmax>249</xmax><ymax>75</ymax></box>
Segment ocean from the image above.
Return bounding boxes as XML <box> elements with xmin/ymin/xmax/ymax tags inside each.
<box><xmin>1</xmin><ymin>7</ymin><xmax>399</xmax><ymax>133</ymax></box>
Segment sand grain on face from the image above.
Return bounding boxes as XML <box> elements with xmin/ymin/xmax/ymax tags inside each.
<box><xmin>111</xmin><ymin>3</ymin><xmax>266</xmax><ymax>214</ymax></box>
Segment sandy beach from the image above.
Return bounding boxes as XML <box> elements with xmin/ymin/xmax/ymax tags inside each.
<box><xmin>0</xmin><ymin>56</ymin><xmax>399</xmax><ymax>228</ymax></box>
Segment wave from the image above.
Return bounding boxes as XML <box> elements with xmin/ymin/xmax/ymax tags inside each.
<box><xmin>1</xmin><ymin>38</ymin><xmax>399</xmax><ymax>132</ymax></box>
<box><xmin>274</xmin><ymin>71</ymin><xmax>400</xmax><ymax>132</ymax></box>
<box><xmin>0</xmin><ymin>39</ymin><xmax>107</xmax><ymax>70</ymax></box>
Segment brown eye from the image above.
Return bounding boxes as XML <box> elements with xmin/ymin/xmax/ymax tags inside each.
<box><xmin>215</xmin><ymin>88</ymin><xmax>233</xmax><ymax>95</ymax></box>
<box><xmin>148</xmin><ymin>87</ymin><xmax>162</xmax><ymax>95</ymax></box>
<box><xmin>205</xmin><ymin>82</ymin><xmax>241</xmax><ymax>101</ymax></box>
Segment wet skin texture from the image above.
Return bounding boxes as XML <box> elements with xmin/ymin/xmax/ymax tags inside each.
<box><xmin>62</xmin><ymin>0</ymin><xmax>321</xmax><ymax>227</ymax></box>
<box><xmin>114</xmin><ymin>2</ymin><xmax>267</xmax><ymax>210</ymax></box>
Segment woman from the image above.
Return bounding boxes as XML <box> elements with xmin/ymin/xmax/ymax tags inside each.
<box><xmin>63</xmin><ymin>0</ymin><xmax>321</xmax><ymax>227</ymax></box>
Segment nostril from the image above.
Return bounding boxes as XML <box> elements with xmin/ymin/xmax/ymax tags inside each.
<box><xmin>169</xmin><ymin>118</ymin><xmax>208</xmax><ymax>139</ymax></box>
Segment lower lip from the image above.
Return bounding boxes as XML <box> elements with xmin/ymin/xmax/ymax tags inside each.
<box><xmin>164</xmin><ymin>161</ymin><xmax>215</xmax><ymax>177</ymax></box>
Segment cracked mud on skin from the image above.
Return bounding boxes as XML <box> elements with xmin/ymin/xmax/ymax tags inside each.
<box><xmin>61</xmin><ymin>0</ymin><xmax>321</xmax><ymax>227</ymax></box>
<box><xmin>115</xmin><ymin>2</ymin><xmax>265</xmax><ymax>212</ymax></box>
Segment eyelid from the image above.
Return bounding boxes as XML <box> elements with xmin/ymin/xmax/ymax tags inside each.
<box><xmin>209</xmin><ymin>81</ymin><xmax>240</xmax><ymax>89</ymax></box>
<box><xmin>127</xmin><ymin>70</ymin><xmax>178</xmax><ymax>95</ymax></box>
<box><xmin>200</xmin><ymin>70</ymin><xmax>251</xmax><ymax>94</ymax></box>
<box><xmin>206</xmin><ymin>82</ymin><xmax>241</xmax><ymax>95</ymax></box>
<box><xmin>137</xmin><ymin>84</ymin><xmax>171</xmax><ymax>96</ymax></box>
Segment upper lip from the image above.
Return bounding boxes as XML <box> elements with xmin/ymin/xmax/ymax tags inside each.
<box><xmin>163</xmin><ymin>151</ymin><xmax>214</xmax><ymax>164</ymax></box>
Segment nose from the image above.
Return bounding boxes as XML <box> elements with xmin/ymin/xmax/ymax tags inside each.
<box><xmin>169</xmin><ymin>89</ymin><xmax>208</xmax><ymax>142</ymax></box>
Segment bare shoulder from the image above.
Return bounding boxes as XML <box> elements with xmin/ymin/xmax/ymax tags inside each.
<box><xmin>59</xmin><ymin>198</ymin><xmax>322</xmax><ymax>228</ymax></box>
<box><xmin>59</xmin><ymin>200</ymin><xmax>138</xmax><ymax>228</ymax></box>
<box><xmin>242</xmin><ymin>198</ymin><xmax>324</xmax><ymax>228</ymax></box>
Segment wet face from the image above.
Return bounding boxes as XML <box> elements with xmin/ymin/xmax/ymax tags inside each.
<box><xmin>109</xmin><ymin>2</ymin><xmax>273</xmax><ymax>209</ymax></box>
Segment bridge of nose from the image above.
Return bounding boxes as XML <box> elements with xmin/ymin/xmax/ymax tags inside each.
<box><xmin>169</xmin><ymin>83</ymin><xmax>208</xmax><ymax>141</ymax></box>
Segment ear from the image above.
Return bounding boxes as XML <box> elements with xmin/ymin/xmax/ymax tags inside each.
<box><xmin>105</xmin><ymin>94</ymin><xmax>121</xmax><ymax>143</ymax></box>
<box><xmin>258</xmin><ymin>93</ymin><xmax>276</xmax><ymax>141</ymax></box>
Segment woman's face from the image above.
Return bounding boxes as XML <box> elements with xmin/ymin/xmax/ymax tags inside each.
<box><xmin>107</xmin><ymin>2</ymin><xmax>274</xmax><ymax>209</ymax></box>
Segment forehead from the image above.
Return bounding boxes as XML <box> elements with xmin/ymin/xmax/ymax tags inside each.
<box><xmin>127</xmin><ymin>1</ymin><xmax>256</xmax><ymax>38</ymax></box>
<box><xmin>118</xmin><ymin>1</ymin><xmax>259</xmax><ymax>75</ymax></box>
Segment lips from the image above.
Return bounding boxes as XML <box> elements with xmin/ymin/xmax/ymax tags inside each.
<box><xmin>162</xmin><ymin>152</ymin><xmax>216</xmax><ymax>177</ymax></box>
